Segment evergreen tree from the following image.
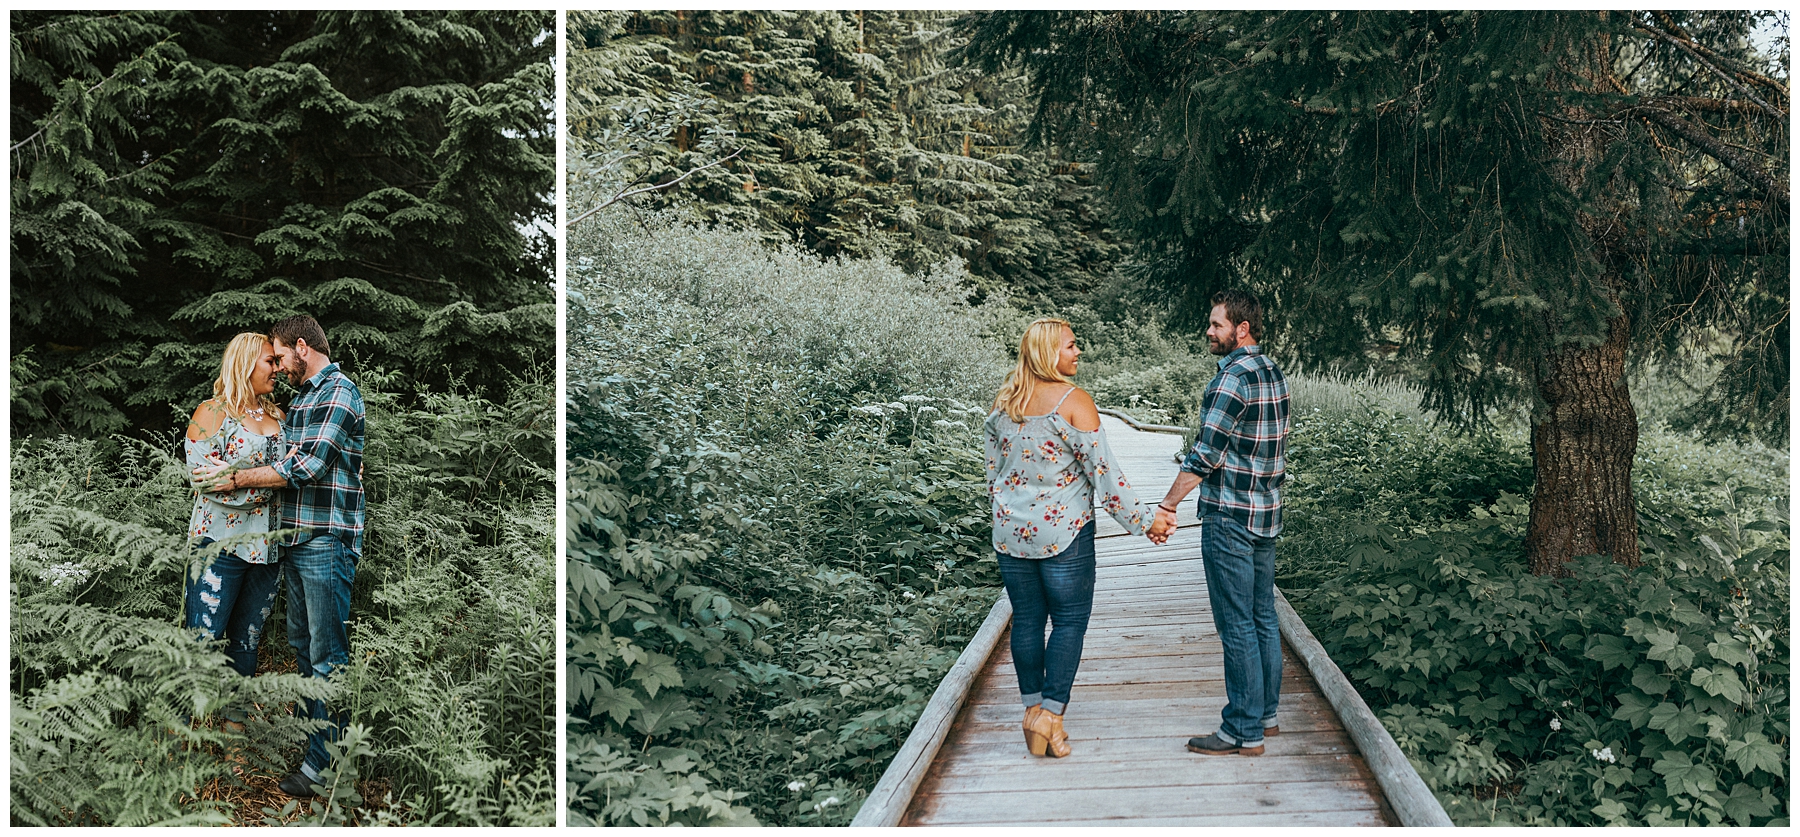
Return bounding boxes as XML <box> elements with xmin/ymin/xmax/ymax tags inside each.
<box><xmin>11</xmin><ymin>11</ymin><xmax>554</xmax><ymax>437</ymax></box>
<box><xmin>968</xmin><ymin>10</ymin><xmax>1787</xmax><ymax>573</ymax></box>
<box><xmin>568</xmin><ymin>10</ymin><xmax>1120</xmax><ymax>299</ymax></box>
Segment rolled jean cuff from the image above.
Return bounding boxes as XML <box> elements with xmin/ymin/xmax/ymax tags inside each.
<box><xmin>300</xmin><ymin>762</ymin><xmax>321</xmax><ymax>782</ymax></box>
<box><xmin>1214</xmin><ymin>729</ymin><xmax>1264</xmax><ymax>748</ymax></box>
<box><xmin>1020</xmin><ymin>692</ymin><xmax>1042</xmax><ymax>709</ymax></box>
<box><xmin>1041</xmin><ymin>697</ymin><xmax>1067</xmax><ymax>715</ymax></box>
<box><xmin>1262</xmin><ymin>714</ymin><xmax>1279</xmax><ymax>729</ymax></box>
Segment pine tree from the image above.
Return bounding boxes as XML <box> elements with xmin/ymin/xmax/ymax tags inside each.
<box><xmin>569</xmin><ymin>10</ymin><xmax>1121</xmax><ymax>299</ymax></box>
<box><xmin>969</xmin><ymin>10</ymin><xmax>1787</xmax><ymax>573</ymax></box>
<box><xmin>11</xmin><ymin>11</ymin><xmax>554</xmax><ymax>437</ymax></box>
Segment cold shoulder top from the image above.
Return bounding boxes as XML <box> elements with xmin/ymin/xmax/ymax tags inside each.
<box><xmin>984</xmin><ymin>388</ymin><xmax>1153</xmax><ymax>558</ymax></box>
<box><xmin>185</xmin><ymin>410</ymin><xmax>285</xmax><ymax>564</ymax></box>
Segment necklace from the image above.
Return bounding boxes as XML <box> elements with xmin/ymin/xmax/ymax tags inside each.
<box><xmin>245</xmin><ymin>406</ymin><xmax>267</xmax><ymax>420</ymax></box>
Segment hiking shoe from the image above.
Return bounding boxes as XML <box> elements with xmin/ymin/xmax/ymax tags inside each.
<box><xmin>1186</xmin><ymin>732</ymin><xmax>1264</xmax><ymax>756</ymax></box>
<box><xmin>278</xmin><ymin>771</ymin><xmax>320</xmax><ymax>798</ymax></box>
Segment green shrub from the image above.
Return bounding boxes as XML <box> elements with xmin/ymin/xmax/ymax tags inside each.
<box><xmin>1280</xmin><ymin>404</ymin><xmax>1788</xmax><ymax>826</ymax></box>
<box><xmin>567</xmin><ymin>209</ymin><xmax>1004</xmax><ymax>825</ymax></box>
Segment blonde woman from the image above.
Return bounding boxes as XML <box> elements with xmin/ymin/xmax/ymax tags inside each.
<box><xmin>184</xmin><ymin>333</ymin><xmax>286</xmax><ymax>676</ymax></box>
<box><xmin>985</xmin><ymin>317</ymin><xmax>1163</xmax><ymax>758</ymax></box>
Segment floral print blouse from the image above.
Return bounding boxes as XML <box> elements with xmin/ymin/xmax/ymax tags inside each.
<box><xmin>185</xmin><ymin>411</ymin><xmax>285</xmax><ymax>564</ymax></box>
<box><xmin>984</xmin><ymin>400</ymin><xmax>1152</xmax><ymax>559</ymax></box>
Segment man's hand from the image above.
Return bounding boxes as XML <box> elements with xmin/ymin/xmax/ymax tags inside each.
<box><xmin>193</xmin><ymin>456</ymin><xmax>233</xmax><ymax>492</ymax></box>
<box><xmin>1147</xmin><ymin>506</ymin><xmax>1179</xmax><ymax>544</ymax></box>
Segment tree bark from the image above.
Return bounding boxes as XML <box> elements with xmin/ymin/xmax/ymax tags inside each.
<box><xmin>1526</xmin><ymin>310</ymin><xmax>1641</xmax><ymax>574</ymax></box>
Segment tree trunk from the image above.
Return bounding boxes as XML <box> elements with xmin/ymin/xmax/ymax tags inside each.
<box><xmin>1525</xmin><ymin>311</ymin><xmax>1640</xmax><ymax>575</ymax></box>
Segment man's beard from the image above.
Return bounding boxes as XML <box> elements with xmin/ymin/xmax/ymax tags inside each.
<box><xmin>1208</xmin><ymin>334</ymin><xmax>1238</xmax><ymax>356</ymax></box>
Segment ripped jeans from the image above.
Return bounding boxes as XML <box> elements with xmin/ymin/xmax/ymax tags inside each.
<box><xmin>183</xmin><ymin>541</ymin><xmax>281</xmax><ymax>677</ymax></box>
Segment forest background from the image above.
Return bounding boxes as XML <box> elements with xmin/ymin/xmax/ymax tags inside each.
<box><xmin>572</xmin><ymin>9</ymin><xmax>1787</xmax><ymax>827</ymax></box>
<box><xmin>11</xmin><ymin>11</ymin><xmax>555</xmax><ymax>825</ymax></box>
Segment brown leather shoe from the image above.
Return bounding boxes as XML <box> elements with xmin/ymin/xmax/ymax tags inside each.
<box><xmin>1186</xmin><ymin>732</ymin><xmax>1264</xmax><ymax>756</ymax></box>
<box><xmin>1043</xmin><ymin>710</ymin><xmax>1072</xmax><ymax>758</ymax></box>
<box><xmin>1263</xmin><ymin>725</ymin><xmax>1280</xmax><ymax>737</ymax></box>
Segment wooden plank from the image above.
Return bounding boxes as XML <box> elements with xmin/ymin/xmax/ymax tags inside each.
<box><xmin>924</xmin><ymin>810</ymin><xmax>1391</xmax><ymax>827</ymax></box>
<box><xmin>931</xmin><ymin>730</ymin><xmax>1359</xmax><ymax>764</ymax></box>
<box><xmin>907</xmin><ymin>779</ymin><xmax>1385</xmax><ymax>825</ymax></box>
<box><xmin>920</xmin><ymin>752</ymin><xmax>1370</xmax><ymax>790</ymax></box>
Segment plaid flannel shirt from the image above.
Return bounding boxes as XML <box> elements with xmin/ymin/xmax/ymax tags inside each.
<box><xmin>274</xmin><ymin>362</ymin><xmax>366</xmax><ymax>556</ymax></box>
<box><xmin>1180</xmin><ymin>345</ymin><xmax>1290</xmax><ymax>537</ymax></box>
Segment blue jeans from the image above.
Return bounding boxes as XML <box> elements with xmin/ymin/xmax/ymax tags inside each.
<box><xmin>283</xmin><ymin>534</ymin><xmax>357</xmax><ymax>779</ymax></box>
<box><xmin>183</xmin><ymin>541</ymin><xmax>281</xmax><ymax>677</ymax></box>
<box><xmin>1201</xmin><ymin>512</ymin><xmax>1282</xmax><ymax>746</ymax></box>
<box><xmin>997</xmin><ymin>521</ymin><xmax>1096</xmax><ymax>715</ymax></box>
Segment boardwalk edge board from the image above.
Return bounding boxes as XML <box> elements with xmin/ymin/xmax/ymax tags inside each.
<box><xmin>1095</xmin><ymin>407</ymin><xmax>1190</xmax><ymax>435</ymax></box>
<box><xmin>850</xmin><ymin>593</ymin><xmax>1015</xmax><ymax>827</ymax></box>
<box><xmin>1274</xmin><ymin>588</ymin><xmax>1457</xmax><ymax>827</ymax></box>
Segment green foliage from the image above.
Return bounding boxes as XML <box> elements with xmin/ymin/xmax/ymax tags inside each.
<box><xmin>11</xmin><ymin>11</ymin><xmax>554</xmax><ymax>436</ymax></box>
<box><xmin>567</xmin><ymin>208</ymin><xmax>1003</xmax><ymax>825</ymax></box>
<box><xmin>1279</xmin><ymin>400</ymin><xmax>1789</xmax><ymax>825</ymax></box>
<box><xmin>10</xmin><ymin>372</ymin><xmax>554</xmax><ymax>826</ymax></box>
<box><xmin>569</xmin><ymin>10</ymin><xmax>1123</xmax><ymax>300</ymax></box>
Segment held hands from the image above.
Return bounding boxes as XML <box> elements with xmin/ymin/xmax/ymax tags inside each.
<box><xmin>1146</xmin><ymin>506</ymin><xmax>1179</xmax><ymax>544</ymax></box>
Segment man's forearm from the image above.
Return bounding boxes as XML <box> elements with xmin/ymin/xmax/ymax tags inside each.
<box><xmin>232</xmin><ymin>465</ymin><xmax>288</xmax><ymax>489</ymax></box>
<box><xmin>1160</xmin><ymin>471</ymin><xmax>1202</xmax><ymax>510</ymax></box>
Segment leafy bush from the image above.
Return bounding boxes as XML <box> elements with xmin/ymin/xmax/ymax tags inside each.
<box><xmin>1280</xmin><ymin>403</ymin><xmax>1789</xmax><ymax>826</ymax></box>
<box><xmin>567</xmin><ymin>209</ymin><xmax>1004</xmax><ymax>825</ymax></box>
<box><xmin>9</xmin><ymin>373</ymin><xmax>554</xmax><ymax>826</ymax></box>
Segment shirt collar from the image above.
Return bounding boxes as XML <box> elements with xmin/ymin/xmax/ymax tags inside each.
<box><xmin>1216</xmin><ymin>344</ymin><xmax>1260</xmax><ymax>370</ymax></box>
<box><xmin>299</xmin><ymin>361</ymin><xmax>340</xmax><ymax>394</ymax></box>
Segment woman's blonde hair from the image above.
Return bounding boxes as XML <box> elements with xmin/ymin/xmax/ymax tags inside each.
<box><xmin>993</xmin><ymin>317</ymin><xmax>1075</xmax><ymax>422</ymax></box>
<box><xmin>212</xmin><ymin>333</ymin><xmax>282</xmax><ymax>421</ymax></box>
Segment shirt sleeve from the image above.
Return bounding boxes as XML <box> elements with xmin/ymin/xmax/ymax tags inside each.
<box><xmin>1180</xmin><ymin>370</ymin><xmax>1248</xmax><ymax>479</ymax></box>
<box><xmin>983</xmin><ymin>415</ymin><xmax>1002</xmax><ymax>500</ymax></box>
<box><xmin>1068</xmin><ymin>424</ymin><xmax>1151</xmax><ymax>537</ymax></box>
<box><xmin>273</xmin><ymin>384</ymin><xmax>357</xmax><ymax>487</ymax></box>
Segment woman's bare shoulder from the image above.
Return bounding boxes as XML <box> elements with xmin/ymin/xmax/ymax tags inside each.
<box><xmin>1057</xmin><ymin>387</ymin><xmax>1101</xmax><ymax>432</ymax></box>
<box><xmin>187</xmin><ymin>399</ymin><xmax>226</xmax><ymax>441</ymax></box>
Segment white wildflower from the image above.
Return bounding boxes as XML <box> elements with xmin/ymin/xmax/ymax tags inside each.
<box><xmin>787</xmin><ymin>780</ymin><xmax>806</xmax><ymax>792</ymax></box>
<box><xmin>899</xmin><ymin>395</ymin><xmax>931</xmax><ymax>403</ymax></box>
<box><xmin>850</xmin><ymin>405</ymin><xmax>885</xmax><ymax>417</ymax></box>
<box><xmin>1549</xmin><ymin>718</ymin><xmax>1562</xmax><ymax>731</ymax></box>
<box><xmin>916</xmin><ymin>405</ymin><xmax>939</xmax><ymax>415</ymax></box>
<box><xmin>1561</xmin><ymin>700</ymin><xmax>1571</xmax><ymax>707</ymax></box>
<box><xmin>40</xmin><ymin>561</ymin><xmax>89</xmax><ymax>587</ymax></box>
<box><xmin>886</xmin><ymin>402</ymin><xmax>906</xmax><ymax>410</ymax></box>
<box><xmin>813</xmin><ymin>796</ymin><xmax>841</xmax><ymax>812</ymax></box>
<box><xmin>1591</xmin><ymin>747</ymin><xmax>1616</xmax><ymax>764</ymax></box>
<box><xmin>902</xmin><ymin>591</ymin><xmax>916</xmax><ymax>600</ymax></box>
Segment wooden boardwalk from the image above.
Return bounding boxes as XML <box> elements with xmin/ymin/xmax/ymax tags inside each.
<box><xmin>855</xmin><ymin>414</ymin><xmax>1445</xmax><ymax>827</ymax></box>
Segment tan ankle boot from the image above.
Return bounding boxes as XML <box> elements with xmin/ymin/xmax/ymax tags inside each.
<box><xmin>1042</xmin><ymin>710</ymin><xmax>1072</xmax><ymax>758</ymax></box>
<box><xmin>1022</xmin><ymin>705</ymin><xmax>1049</xmax><ymax>755</ymax></box>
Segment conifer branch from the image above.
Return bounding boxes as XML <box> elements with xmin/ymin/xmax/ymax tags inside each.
<box><xmin>1634</xmin><ymin>20</ymin><xmax>1785</xmax><ymax>121</ymax></box>
<box><xmin>10</xmin><ymin>38</ymin><xmax>174</xmax><ymax>155</ymax></box>
<box><xmin>1635</xmin><ymin>106</ymin><xmax>1788</xmax><ymax>206</ymax></box>
<box><xmin>570</xmin><ymin>148</ymin><xmax>742</xmax><ymax>227</ymax></box>
<box><xmin>1647</xmin><ymin>11</ymin><xmax>1789</xmax><ymax>101</ymax></box>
